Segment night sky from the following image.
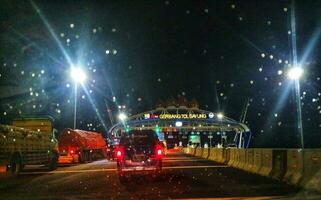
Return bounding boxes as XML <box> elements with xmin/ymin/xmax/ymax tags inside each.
<box><xmin>0</xmin><ymin>0</ymin><xmax>320</xmax><ymax>148</ymax></box>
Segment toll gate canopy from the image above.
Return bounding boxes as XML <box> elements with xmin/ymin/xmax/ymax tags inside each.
<box><xmin>109</xmin><ymin>100</ymin><xmax>251</xmax><ymax>148</ymax></box>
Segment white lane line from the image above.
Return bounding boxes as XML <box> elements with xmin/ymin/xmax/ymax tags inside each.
<box><xmin>162</xmin><ymin>159</ymin><xmax>205</xmax><ymax>161</ymax></box>
<box><xmin>163</xmin><ymin>165</ymin><xmax>228</xmax><ymax>170</ymax></box>
<box><xmin>20</xmin><ymin>168</ymin><xmax>117</xmax><ymax>174</ymax></box>
<box><xmin>20</xmin><ymin>165</ymin><xmax>228</xmax><ymax>175</ymax></box>
<box><xmin>163</xmin><ymin>160</ymin><xmax>209</xmax><ymax>162</ymax></box>
<box><xmin>173</xmin><ymin>196</ymin><xmax>287</xmax><ymax>200</ymax></box>
<box><xmin>163</xmin><ymin>157</ymin><xmax>200</xmax><ymax>160</ymax></box>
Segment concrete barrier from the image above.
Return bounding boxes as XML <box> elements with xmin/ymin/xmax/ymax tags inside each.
<box><xmin>208</xmin><ymin>148</ymin><xmax>216</xmax><ymax>161</ymax></box>
<box><xmin>258</xmin><ymin>149</ymin><xmax>273</xmax><ymax>177</ymax></box>
<box><xmin>236</xmin><ymin>149</ymin><xmax>247</xmax><ymax>169</ymax></box>
<box><xmin>250</xmin><ymin>148</ymin><xmax>263</xmax><ymax>174</ymax></box>
<box><xmin>216</xmin><ymin>148</ymin><xmax>224</xmax><ymax>163</ymax></box>
<box><xmin>202</xmin><ymin>148</ymin><xmax>210</xmax><ymax>159</ymax></box>
<box><xmin>243</xmin><ymin>148</ymin><xmax>254</xmax><ymax>172</ymax></box>
<box><xmin>183</xmin><ymin>147</ymin><xmax>192</xmax><ymax>155</ymax></box>
<box><xmin>270</xmin><ymin>149</ymin><xmax>287</xmax><ymax>180</ymax></box>
<box><xmin>195</xmin><ymin>147</ymin><xmax>204</xmax><ymax>157</ymax></box>
<box><xmin>222</xmin><ymin>148</ymin><xmax>230</xmax><ymax>164</ymax></box>
<box><xmin>301</xmin><ymin>149</ymin><xmax>321</xmax><ymax>192</ymax></box>
<box><xmin>184</xmin><ymin>147</ymin><xmax>193</xmax><ymax>154</ymax></box>
<box><xmin>228</xmin><ymin>148</ymin><xmax>237</xmax><ymax>166</ymax></box>
<box><xmin>283</xmin><ymin>149</ymin><xmax>303</xmax><ymax>185</ymax></box>
<box><xmin>179</xmin><ymin>146</ymin><xmax>321</xmax><ymax>192</ymax></box>
<box><xmin>233</xmin><ymin>149</ymin><xmax>242</xmax><ymax>168</ymax></box>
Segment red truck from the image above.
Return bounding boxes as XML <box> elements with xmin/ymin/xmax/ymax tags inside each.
<box><xmin>58</xmin><ymin>128</ymin><xmax>108</xmax><ymax>164</ymax></box>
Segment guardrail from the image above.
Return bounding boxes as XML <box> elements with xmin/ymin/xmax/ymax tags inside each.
<box><xmin>180</xmin><ymin>147</ymin><xmax>321</xmax><ymax>193</ymax></box>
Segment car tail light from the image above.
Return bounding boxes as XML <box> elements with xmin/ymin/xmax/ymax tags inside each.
<box><xmin>69</xmin><ymin>148</ymin><xmax>75</xmax><ymax>155</ymax></box>
<box><xmin>155</xmin><ymin>144</ymin><xmax>163</xmax><ymax>159</ymax></box>
<box><xmin>114</xmin><ymin>147</ymin><xmax>124</xmax><ymax>160</ymax></box>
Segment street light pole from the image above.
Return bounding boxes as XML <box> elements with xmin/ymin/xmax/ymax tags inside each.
<box><xmin>73</xmin><ymin>83</ymin><xmax>78</xmax><ymax>129</ymax></box>
<box><xmin>70</xmin><ymin>67</ymin><xmax>87</xmax><ymax>130</ymax></box>
<box><xmin>290</xmin><ymin>0</ymin><xmax>304</xmax><ymax>149</ymax></box>
<box><xmin>295</xmin><ymin>80</ymin><xmax>304</xmax><ymax>149</ymax></box>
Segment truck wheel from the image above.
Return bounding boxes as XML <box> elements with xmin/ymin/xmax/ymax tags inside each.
<box><xmin>49</xmin><ymin>151</ymin><xmax>59</xmax><ymax>170</ymax></box>
<box><xmin>9</xmin><ymin>155</ymin><xmax>22</xmax><ymax>175</ymax></box>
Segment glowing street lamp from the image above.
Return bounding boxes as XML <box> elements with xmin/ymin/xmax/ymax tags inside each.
<box><xmin>217</xmin><ymin>112</ymin><xmax>224</xmax><ymax>120</ymax></box>
<box><xmin>71</xmin><ymin>67</ymin><xmax>87</xmax><ymax>83</ymax></box>
<box><xmin>287</xmin><ymin>66</ymin><xmax>304</xmax><ymax>80</ymax></box>
<box><xmin>118</xmin><ymin>112</ymin><xmax>128</xmax><ymax>122</ymax></box>
<box><xmin>288</xmin><ymin>66</ymin><xmax>305</xmax><ymax>149</ymax></box>
<box><xmin>175</xmin><ymin>121</ymin><xmax>183</xmax><ymax>127</ymax></box>
<box><xmin>70</xmin><ymin>67</ymin><xmax>87</xmax><ymax>129</ymax></box>
<box><xmin>217</xmin><ymin>112</ymin><xmax>224</xmax><ymax>147</ymax></box>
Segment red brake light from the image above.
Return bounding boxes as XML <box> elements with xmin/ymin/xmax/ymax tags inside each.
<box><xmin>114</xmin><ymin>147</ymin><xmax>124</xmax><ymax>160</ymax></box>
<box><xmin>155</xmin><ymin>145</ymin><xmax>163</xmax><ymax>159</ymax></box>
<box><xmin>69</xmin><ymin>149</ymin><xmax>75</xmax><ymax>155</ymax></box>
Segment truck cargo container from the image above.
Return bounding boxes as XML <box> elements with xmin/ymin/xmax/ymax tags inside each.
<box><xmin>0</xmin><ymin>118</ymin><xmax>59</xmax><ymax>175</ymax></box>
<box><xmin>58</xmin><ymin>128</ymin><xmax>108</xmax><ymax>164</ymax></box>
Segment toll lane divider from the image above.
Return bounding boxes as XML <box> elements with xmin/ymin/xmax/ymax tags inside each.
<box><xmin>180</xmin><ymin>147</ymin><xmax>321</xmax><ymax>193</ymax></box>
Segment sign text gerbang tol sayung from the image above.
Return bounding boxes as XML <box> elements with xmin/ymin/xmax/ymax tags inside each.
<box><xmin>159</xmin><ymin>114</ymin><xmax>207</xmax><ymax>119</ymax></box>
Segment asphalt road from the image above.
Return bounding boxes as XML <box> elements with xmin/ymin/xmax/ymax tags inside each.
<box><xmin>0</xmin><ymin>151</ymin><xmax>320</xmax><ymax>200</ymax></box>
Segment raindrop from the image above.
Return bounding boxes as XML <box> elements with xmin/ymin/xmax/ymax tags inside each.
<box><xmin>261</xmin><ymin>53</ymin><xmax>265</xmax><ymax>58</ymax></box>
<box><xmin>70</xmin><ymin>24</ymin><xmax>74</xmax><ymax>28</ymax></box>
<box><xmin>277</xmin><ymin>70</ymin><xmax>283</xmax><ymax>75</ymax></box>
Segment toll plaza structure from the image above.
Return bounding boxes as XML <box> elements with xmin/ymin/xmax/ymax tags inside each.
<box><xmin>109</xmin><ymin>99</ymin><xmax>251</xmax><ymax>149</ymax></box>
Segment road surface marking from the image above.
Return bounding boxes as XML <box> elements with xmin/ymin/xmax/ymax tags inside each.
<box><xmin>174</xmin><ymin>197</ymin><xmax>287</xmax><ymax>200</ymax></box>
<box><xmin>20</xmin><ymin>165</ymin><xmax>228</xmax><ymax>175</ymax></box>
<box><xmin>163</xmin><ymin>159</ymin><xmax>211</xmax><ymax>162</ymax></box>
<box><xmin>163</xmin><ymin>157</ymin><xmax>201</xmax><ymax>160</ymax></box>
<box><xmin>163</xmin><ymin>165</ymin><xmax>228</xmax><ymax>170</ymax></box>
